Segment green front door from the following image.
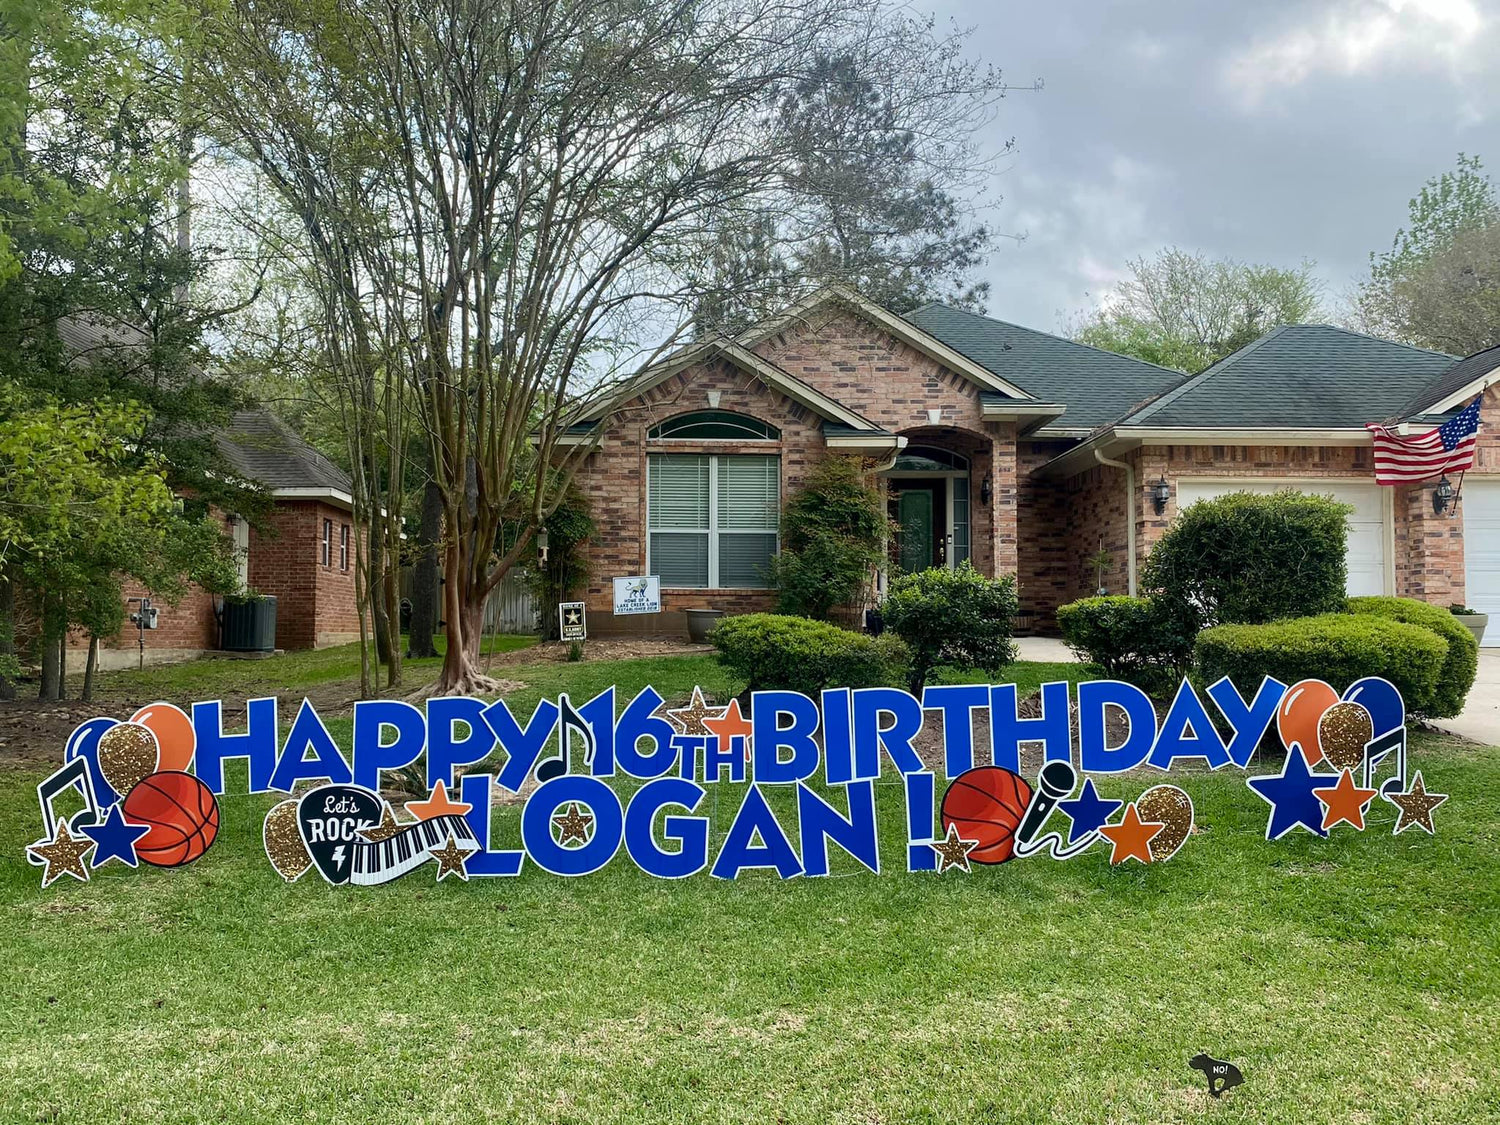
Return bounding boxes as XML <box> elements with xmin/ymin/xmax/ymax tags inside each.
<box><xmin>898</xmin><ymin>490</ymin><xmax>934</xmax><ymax>572</ymax></box>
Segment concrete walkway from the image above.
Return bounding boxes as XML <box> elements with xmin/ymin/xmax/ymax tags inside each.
<box><xmin>1015</xmin><ymin>636</ymin><xmax>1077</xmax><ymax>663</ymax></box>
<box><xmin>1429</xmin><ymin>650</ymin><xmax>1500</xmax><ymax>745</ymax></box>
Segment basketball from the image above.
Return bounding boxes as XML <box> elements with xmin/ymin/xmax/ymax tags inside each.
<box><xmin>121</xmin><ymin>770</ymin><xmax>220</xmax><ymax>867</ymax></box>
<box><xmin>940</xmin><ymin>766</ymin><xmax>1033</xmax><ymax>865</ymax></box>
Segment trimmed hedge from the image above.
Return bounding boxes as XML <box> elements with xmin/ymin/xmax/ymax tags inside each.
<box><xmin>1056</xmin><ymin>595</ymin><xmax>1195</xmax><ymax>697</ymax></box>
<box><xmin>1349</xmin><ymin>596</ymin><xmax>1478</xmax><ymax>718</ymax></box>
<box><xmin>1143</xmin><ymin>490</ymin><xmax>1351</xmax><ymax>625</ymax></box>
<box><xmin>1194</xmin><ymin>613</ymin><xmax>1447</xmax><ymax>714</ymax></box>
<box><xmin>881</xmin><ymin>563</ymin><xmax>1017</xmax><ymax>692</ymax></box>
<box><xmin>709</xmin><ymin>613</ymin><xmax>907</xmax><ymax>694</ymax></box>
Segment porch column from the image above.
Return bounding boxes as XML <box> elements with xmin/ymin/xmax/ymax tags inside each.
<box><xmin>987</xmin><ymin>421</ymin><xmax>1018</xmax><ymax>577</ymax></box>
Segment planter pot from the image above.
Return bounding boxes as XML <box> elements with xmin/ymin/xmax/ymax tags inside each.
<box><xmin>221</xmin><ymin>596</ymin><xmax>278</xmax><ymax>652</ymax></box>
<box><xmin>1455</xmin><ymin>612</ymin><xmax>1489</xmax><ymax>647</ymax></box>
<box><xmin>685</xmin><ymin>608</ymin><xmax>724</xmax><ymax>645</ymax></box>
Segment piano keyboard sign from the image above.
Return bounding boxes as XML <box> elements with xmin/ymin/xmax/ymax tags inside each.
<box><xmin>292</xmin><ymin>783</ymin><xmax>478</xmax><ymax>886</ymax></box>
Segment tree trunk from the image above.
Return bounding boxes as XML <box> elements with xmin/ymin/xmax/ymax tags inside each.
<box><xmin>81</xmin><ymin>635</ymin><xmax>98</xmax><ymax>702</ymax></box>
<box><xmin>367</xmin><ymin>516</ymin><xmax>391</xmax><ymax>665</ymax></box>
<box><xmin>38</xmin><ymin>602</ymin><xmax>61</xmax><ymax>702</ymax></box>
<box><xmin>435</xmin><ymin>536</ymin><xmax>507</xmax><ymax>696</ymax></box>
<box><xmin>0</xmin><ymin>576</ymin><xmax>15</xmax><ymax>701</ymax></box>
<box><xmin>407</xmin><ymin>479</ymin><xmax>441</xmax><ymax>658</ymax></box>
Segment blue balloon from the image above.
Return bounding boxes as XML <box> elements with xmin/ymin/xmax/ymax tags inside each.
<box><xmin>1343</xmin><ymin>678</ymin><xmax>1405</xmax><ymax>736</ymax></box>
<box><xmin>64</xmin><ymin>717</ymin><xmax>122</xmax><ymax>805</ymax></box>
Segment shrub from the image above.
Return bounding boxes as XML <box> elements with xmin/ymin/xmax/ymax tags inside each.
<box><xmin>1193</xmin><ymin>613</ymin><xmax>1446</xmax><ymax>715</ymax></box>
<box><xmin>1143</xmin><ymin>490</ymin><xmax>1351</xmax><ymax>626</ymax></box>
<box><xmin>1348</xmin><ymin>596</ymin><xmax>1477</xmax><ymax>718</ymax></box>
<box><xmin>521</xmin><ymin>487</ymin><xmax>596</xmax><ymax>640</ymax></box>
<box><xmin>710</xmin><ymin>613</ymin><xmax>904</xmax><ymax>694</ymax></box>
<box><xmin>1056</xmin><ymin>595</ymin><xmax>1196</xmax><ymax>697</ymax></box>
<box><xmin>880</xmin><ymin>563</ymin><xmax>1017</xmax><ymax>692</ymax></box>
<box><xmin>770</xmin><ymin>456</ymin><xmax>890</xmax><ymax>620</ymax></box>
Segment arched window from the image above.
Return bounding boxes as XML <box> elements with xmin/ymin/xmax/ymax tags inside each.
<box><xmin>891</xmin><ymin>445</ymin><xmax>968</xmax><ymax>472</ymax></box>
<box><xmin>649</xmin><ymin>410</ymin><xmax>780</xmax><ymax>441</ymax></box>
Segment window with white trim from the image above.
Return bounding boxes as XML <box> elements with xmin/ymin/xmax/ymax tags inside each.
<box><xmin>321</xmin><ymin>519</ymin><xmax>332</xmax><ymax>567</ymax></box>
<box><xmin>648</xmin><ymin>453</ymin><xmax>779</xmax><ymax>588</ymax></box>
<box><xmin>339</xmin><ymin>524</ymin><xmax>350</xmax><ymax>571</ymax></box>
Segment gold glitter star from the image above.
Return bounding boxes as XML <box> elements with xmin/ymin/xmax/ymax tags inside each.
<box><xmin>1388</xmin><ymin>771</ymin><xmax>1448</xmax><ymax>835</ymax></box>
<box><xmin>551</xmin><ymin>801</ymin><xmax>594</xmax><ymax>846</ymax></box>
<box><xmin>665</xmin><ymin>686</ymin><xmax>724</xmax><ymax>736</ymax></box>
<box><xmin>28</xmin><ymin>822</ymin><xmax>95</xmax><ymax>888</ymax></box>
<box><xmin>431</xmin><ymin>834</ymin><xmax>477</xmax><ymax>882</ymax></box>
<box><xmin>359</xmin><ymin>804</ymin><xmax>405</xmax><ymax>843</ymax></box>
<box><xmin>930</xmin><ymin>823</ymin><xmax>978</xmax><ymax>874</ymax></box>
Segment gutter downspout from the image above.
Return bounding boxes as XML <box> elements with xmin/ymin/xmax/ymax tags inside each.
<box><xmin>1093</xmin><ymin>448</ymin><xmax>1137</xmax><ymax>596</ymax></box>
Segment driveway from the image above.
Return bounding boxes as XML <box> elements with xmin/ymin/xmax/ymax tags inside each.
<box><xmin>1429</xmin><ymin>649</ymin><xmax>1500</xmax><ymax>746</ymax></box>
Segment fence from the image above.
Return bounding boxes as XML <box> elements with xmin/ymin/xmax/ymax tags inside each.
<box><xmin>482</xmin><ymin>573</ymin><xmax>540</xmax><ymax>635</ymax></box>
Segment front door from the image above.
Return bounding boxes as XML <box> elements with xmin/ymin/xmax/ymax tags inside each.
<box><xmin>897</xmin><ymin>488</ymin><xmax>936</xmax><ymax>572</ymax></box>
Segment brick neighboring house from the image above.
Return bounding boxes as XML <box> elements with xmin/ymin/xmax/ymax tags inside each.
<box><xmin>72</xmin><ymin>409</ymin><xmax>362</xmax><ymax>671</ymax></box>
<box><xmin>562</xmin><ymin>287</ymin><xmax>1500</xmax><ymax>643</ymax></box>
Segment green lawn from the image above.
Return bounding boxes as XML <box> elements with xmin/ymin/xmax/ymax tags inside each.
<box><xmin>4</xmin><ymin>650</ymin><xmax>1499</xmax><ymax>1123</ymax></box>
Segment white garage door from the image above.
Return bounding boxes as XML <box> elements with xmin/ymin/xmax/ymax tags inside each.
<box><xmin>1464</xmin><ymin>478</ymin><xmax>1500</xmax><ymax>645</ymax></box>
<box><xmin>1176</xmin><ymin>479</ymin><xmax>1390</xmax><ymax>597</ymax></box>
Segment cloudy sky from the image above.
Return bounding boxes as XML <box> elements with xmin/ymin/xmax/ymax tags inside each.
<box><xmin>936</xmin><ymin>0</ymin><xmax>1500</xmax><ymax>331</ymax></box>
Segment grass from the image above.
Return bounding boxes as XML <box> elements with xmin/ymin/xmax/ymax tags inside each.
<box><xmin>72</xmin><ymin>633</ymin><xmax>537</xmax><ymax>703</ymax></box>
<box><xmin>4</xmin><ymin>648</ymin><xmax>1499</xmax><ymax>1123</ymax></box>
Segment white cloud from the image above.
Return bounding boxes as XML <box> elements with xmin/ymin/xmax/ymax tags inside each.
<box><xmin>1225</xmin><ymin>0</ymin><xmax>1487</xmax><ymax>103</ymax></box>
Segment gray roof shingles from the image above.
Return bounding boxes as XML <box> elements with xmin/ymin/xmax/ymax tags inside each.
<box><xmin>216</xmin><ymin>410</ymin><xmax>352</xmax><ymax>493</ymax></box>
<box><xmin>1116</xmin><ymin>325</ymin><xmax>1456</xmax><ymax>429</ymax></box>
<box><xmin>902</xmin><ymin>303</ymin><xmax>1185</xmax><ymax>430</ymax></box>
<box><xmin>1397</xmin><ymin>342</ymin><xmax>1500</xmax><ymax>419</ymax></box>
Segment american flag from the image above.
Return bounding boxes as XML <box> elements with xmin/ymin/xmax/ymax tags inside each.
<box><xmin>1365</xmin><ymin>396</ymin><xmax>1482</xmax><ymax>484</ymax></box>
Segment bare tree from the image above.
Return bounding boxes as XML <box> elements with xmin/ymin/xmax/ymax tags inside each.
<box><xmin>197</xmin><ymin>0</ymin><xmax>1004</xmax><ymax>693</ymax></box>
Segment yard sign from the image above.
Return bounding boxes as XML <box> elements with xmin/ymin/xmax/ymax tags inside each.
<box><xmin>612</xmin><ymin>575</ymin><xmax>661</xmax><ymax>615</ymax></box>
<box><xmin>25</xmin><ymin>674</ymin><xmax>1448</xmax><ymax>888</ymax></box>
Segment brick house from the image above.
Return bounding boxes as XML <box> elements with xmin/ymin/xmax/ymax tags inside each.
<box><xmin>563</xmin><ymin>288</ymin><xmax>1500</xmax><ymax>643</ymax></box>
<box><xmin>75</xmin><ymin>409</ymin><xmax>363</xmax><ymax>670</ymax></box>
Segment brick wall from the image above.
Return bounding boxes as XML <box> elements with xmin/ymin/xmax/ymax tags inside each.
<box><xmin>250</xmin><ymin>499</ymin><xmax>361</xmax><ymax>649</ymax></box>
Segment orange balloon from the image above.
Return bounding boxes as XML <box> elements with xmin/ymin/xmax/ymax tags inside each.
<box><xmin>129</xmin><ymin>702</ymin><xmax>196</xmax><ymax>773</ymax></box>
<box><xmin>1276</xmin><ymin>680</ymin><xmax>1339</xmax><ymax>765</ymax></box>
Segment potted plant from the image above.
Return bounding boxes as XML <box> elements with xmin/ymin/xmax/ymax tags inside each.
<box><xmin>1085</xmin><ymin>542</ymin><xmax>1114</xmax><ymax>596</ymax></box>
<box><xmin>685</xmin><ymin>607</ymin><xmax>723</xmax><ymax>645</ymax></box>
<box><xmin>220</xmin><ymin>588</ymin><xmax>278</xmax><ymax>653</ymax></box>
<box><xmin>1450</xmin><ymin>604</ymin><xmax>1489</xmax><ymax>647</ymax></box>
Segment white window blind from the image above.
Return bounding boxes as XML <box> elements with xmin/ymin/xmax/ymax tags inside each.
<box><xmin>648</xmin><ymin>453</ymin><xmax>779</xmax><ymax>588</ymax></box>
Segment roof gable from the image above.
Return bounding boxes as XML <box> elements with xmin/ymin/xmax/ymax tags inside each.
<box><xmin>738</xmin><ymin>287</ymin><xmax>1037</xmax><ymax>401</ymax></box>
<box><xmin>1399</xmin><ymin>343</ymin><xmax>1500</xmax><ymax>418</ymax></box>
<box><xmin>903</xmin><ymin>303</ymin><xmax>1183</xmax><ymax>432</ymax></box>
<box><xmin>1116</xmin><ymin>325</ymin><xmax>1456</xmax><ymax>429</ymax></box>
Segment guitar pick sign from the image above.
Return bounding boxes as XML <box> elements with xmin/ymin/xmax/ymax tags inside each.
<box><xmin>297</xmin><ymin>784</ymin><xmax>381</xmax><ymax>885</ymax></box>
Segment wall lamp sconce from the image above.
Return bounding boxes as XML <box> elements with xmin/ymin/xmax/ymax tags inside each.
<box><xmin>1151</xmin><ymin>475</ymin><xmax>1171</xmax><ymax>516</ymax></box>
<box><xmin>1432</xmin><ymin>475</ymin><xmax>1455</xmax><ymax>515</ymax></box>
<box><xmin>536</xmin><ymin>526</ymin><xmax>550</xmax><ymax>563</ymax></box>
<box><xmin>980</xmin><ymin>478</ymin><xmax>992</xmax><ymax>505</ymax></box>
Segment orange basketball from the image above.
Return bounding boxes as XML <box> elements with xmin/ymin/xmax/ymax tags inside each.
<box><xmin>129</xmin><ymin>702</ymin><xmax>196</xmax><ymax>773</ymax></box>
<box><xmin>121</xmin><ymin>770</ymin><xmax>220</xmax><ymax>867</ymax></box>
<box><xmin>940</xmin><ymin>766</ymin><xmax>1033</xmax><ymax>865</ymax></box>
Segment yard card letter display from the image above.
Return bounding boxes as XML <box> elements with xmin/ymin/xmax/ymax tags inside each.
<box><xmin>27</xmin><ymin>675</ymin><xmax>1448</xmax><ymax>887</ymax></box>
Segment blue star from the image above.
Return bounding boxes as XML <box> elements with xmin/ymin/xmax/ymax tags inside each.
<box><xmin>80</xmin><ymin>804</ymin><xmax>150</xmax><ymax>869</ymax></box>
<box><xmin>1246</xmin><ymin>744</ymin><xmax>1339</xmax><ymax>841</ymax></box>
<box><xmin>1057</xmin><ymin>778</ymin><xmax>1122</xmax><ymax>844</ymax></box>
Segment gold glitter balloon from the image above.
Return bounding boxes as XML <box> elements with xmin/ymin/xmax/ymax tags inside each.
<box><xmin>1136</xmin><ymin>785</ymin><xmax>1194</xmax><ymax>862</ymax></box>
<box><xmin>263</xmin><ymin>799</ymin><xmax>311</xmax><ymax>882</ymax></box>
<box><xmin>1318</xmin><ymin>702</ymin><xmax>1373</xmax><ymax>772</ymax></box>
<box><xmin>97</xmin><ymin>722</ymin><xmax>160</xmax><ymax>794</ymax></box>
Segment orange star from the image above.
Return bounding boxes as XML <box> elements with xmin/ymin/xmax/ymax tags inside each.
<box><xmin>1313</xmin><ymin>768</ymin><xmax>1378</xmax><ymax>831</ymax></box>
<box><xmin>1099</xmin><ymin>803</ymin><xmax>1164</xmax><ymax>865</ymax></box>
<box><xmin>404</xmin><ymin>779</ymin><xmax>473</xmax><ymax>821</ymax></box>
<box><xmin>703</xmin><ymin>698</ymin><xmax>753</xmax><ymax>755</ymax></box>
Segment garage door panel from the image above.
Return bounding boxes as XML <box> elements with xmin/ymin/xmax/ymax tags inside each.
<box><xmin>1464</xmin><ymin>478</ymin><xmax>1500</xmax><ymax>645</ymax></box>
<box><xmin>1176</xmin><ymin>480</ymin><xmax>1388</xmax><ymax>598</ymax></box>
